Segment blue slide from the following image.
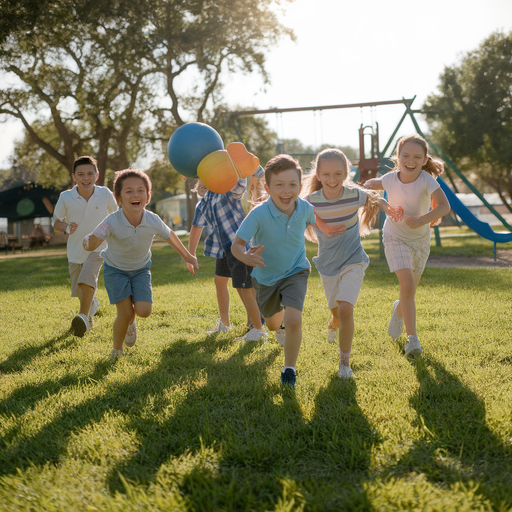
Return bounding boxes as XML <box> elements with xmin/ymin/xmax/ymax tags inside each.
<box><xmin>437</xmin><ymin>177</ymin><xmax>512</xmax><ymax>258</ymax></box>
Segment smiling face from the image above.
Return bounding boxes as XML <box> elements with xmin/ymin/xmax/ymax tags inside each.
<box><xmin>398</xmin><ymin>141</ymin><xmax>428</xmax><ymax>182</ymax></box>
<box><xmin>72</xmin><ymin>164</ymin><xmax>99</xmax><ymax>197</ymax></box>
<box><xmin>264</xmin><ymin>167</ymin><xmax>301</xmax><ymax>215</ymax></box>
<box><xmin>118</xmin><ymin>177</ymin><xmax>150</xmax><ymax>215</ymax></box>
<box><xmin>316</xmin><ymin>158</ymin><xmax>347</xmax><ymax>200</ymax></box>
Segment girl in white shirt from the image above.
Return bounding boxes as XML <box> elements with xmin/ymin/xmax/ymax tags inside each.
<box><xmin>365</xmin><ymin>135</ymin><xmax>450</xmax><ymax>358</ymax></box>
<box><xmin>83</xmin><ymin>168</ymin><xmax>198</xmax><ymax>358</ymax></box>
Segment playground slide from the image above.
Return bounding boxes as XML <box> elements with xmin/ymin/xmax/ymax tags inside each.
<box><xmin>437</xmin><ymin>177</ymin><xmax>512</xmax><ymax>245</ymax></box>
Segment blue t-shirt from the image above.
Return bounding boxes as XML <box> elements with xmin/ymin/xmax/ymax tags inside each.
<box><xmin>307</xmin><ymin>187</ymin><xmax>369</xmax><ymax>276</ymax></box>
<box><xmin>236</xmin><ymin>196</ymin><xmax>315</xmax><ymax>286</ymax></box>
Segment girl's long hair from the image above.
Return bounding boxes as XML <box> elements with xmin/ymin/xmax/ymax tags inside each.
<box><xmin>392</xmin><ymin>134</ymin><xmax>444</xmax><ymax>178</ymax></box>
<box><xmin>301</xmin><ymin>148</ymin><xmax>381</xmax><ymax>242</ymax></box>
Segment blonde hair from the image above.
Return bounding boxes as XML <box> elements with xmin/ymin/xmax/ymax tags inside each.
<box><xmin>392</xmin><ymin>134</ymin><xmax>444</xmax><ymax>178</ymax></box>
<box><xmin>302</xmin><ymin>148</ymin><xmax>381</xmax><ymax>242</ymax></box>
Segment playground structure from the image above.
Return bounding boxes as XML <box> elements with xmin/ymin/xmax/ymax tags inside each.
<box><xmin>226</xmin><ymin>97</ymin><xmax>512</xmax><ymax>260</ymax></box>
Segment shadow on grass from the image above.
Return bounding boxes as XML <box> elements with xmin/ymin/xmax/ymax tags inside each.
<box><xmin>386</xmin><ymin>356</ymin><xmax>512</xmax><ymax>509</ymax></box>
<box><xmin>0</xmin><ymin>330</ymin><xmax>75</xmax><ymax>374</ymax></box>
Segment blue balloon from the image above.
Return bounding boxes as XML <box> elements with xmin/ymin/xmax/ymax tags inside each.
<box><xmin>167</xmin><ymin>123</ymin><xmax>224</xmax><ymax>178</ymax></box>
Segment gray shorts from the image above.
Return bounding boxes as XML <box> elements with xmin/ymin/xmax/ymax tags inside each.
<box><xmin>252</xmin><ymin>269</ymin><xmax>310</xmax><ymax>319</ymax></box>
<box><xmin>69</xmin><ymin>252</ymin><xmax>103</xmax><ymax>297</ymax></box>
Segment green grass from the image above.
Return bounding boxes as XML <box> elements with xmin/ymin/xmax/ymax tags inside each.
<box><xmin>1</xmin><ymin>231</ymin><xmax>511</xmax><ymax>511</ymax></box>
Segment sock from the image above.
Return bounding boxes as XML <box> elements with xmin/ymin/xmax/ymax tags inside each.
<box><xmin>283</xmin><ymin>366</ymin><xmax>296</xmax><ymax>373</ymax></box>
<box><xmin>340</xmin><ymin>350</ymin><xmax>351</xmax><ymax>367</ymax></box>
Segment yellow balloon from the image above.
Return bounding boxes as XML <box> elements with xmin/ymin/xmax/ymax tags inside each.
<box><xmin>197</xmin><ymin>150</ymin><xmax>238</xmax><ymax>194</ymax></box>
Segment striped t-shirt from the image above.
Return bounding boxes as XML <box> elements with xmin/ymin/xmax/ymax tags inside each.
<box><xmin>306</xmin><ymin>186</ymin><xmax>369</xmax><ymax>276</ymax></box>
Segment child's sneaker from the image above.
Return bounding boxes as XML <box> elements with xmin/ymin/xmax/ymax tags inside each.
<box><xmin>235</xmin><ymin>328</ymin><xmax>268</xmax><ymax>342</ymax></box>
<box><xmin>90</xmin><ymin>297</ymin><xmax>100</xmax><ymax>317</ymax></box>
<box><xmin>327</xmin><ymin>327</ymin><xmax>338</xmax><ymax>344</ymax></box>
<box><xmin>70</xmin><ymin>313</ymin><xmax>89</xmax><ymax>337</ymax></box>
<box><xmin>405</xmin><ymin>335</ymin><xmax>423</xmax><ymax>358</ymax></box>
<box><xmin>111</xmin><ymin>348</ymin><xmax>125</xmax><ymax>358</ymax></box>
<box><xmin>275</xmin><ymin>328</ymin><xmax>285</xmax><ymax>346</ymax></box>
<box><xmin>206</xmin><ymin>319</ymin><xmax>232</xmax><ymax>334</ymax></box>
<box><xmin>338</xmin><ymin>364</ymin><xmax>354</xmax><ymax>379</ymax></box>
<box><xmin>124</xmin><ymin>319</ymin><xmax>137</xmax><ymax>347</ymax></box>
<box><xmin>280</xmin><ymin>368</ymin><xmax>296</xmax><ymax>387</ymax></box>
<box><xmin>387</xmin><ymin>300</ymin><xmax>404</xmax><ymax>340</ymax></box>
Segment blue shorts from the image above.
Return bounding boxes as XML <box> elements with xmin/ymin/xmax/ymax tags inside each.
<box><xmin>103</xmin><ymin>261</ymin><xmax>153</xmax><ymax>305</ymax></box>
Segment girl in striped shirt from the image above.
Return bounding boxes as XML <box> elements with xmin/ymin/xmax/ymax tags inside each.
<box><xmin>303</xmin><ymin>148</ymin><xmax>402</xmax><ymax>378</ymax></box>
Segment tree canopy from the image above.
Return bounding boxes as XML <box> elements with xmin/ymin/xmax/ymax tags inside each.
<box><xmin>424</xmin><ymin>31</ymin><xmax>512</xmax><ymax>210</ymax></box>
<box><xmin>0</xmin><ymin>0</ymin><xmax>293</xmax><ymax>186</ymax></box>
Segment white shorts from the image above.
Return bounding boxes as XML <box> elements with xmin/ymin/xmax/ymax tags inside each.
<box><xmin>319</xmin><ymin>262</ymin><xmax>369</xmax><ymax>309</ymax></box>
<box><xmin>383</xmin><ymin>234</ymin><xmax>430</xmax><ymax>275</ymax></box>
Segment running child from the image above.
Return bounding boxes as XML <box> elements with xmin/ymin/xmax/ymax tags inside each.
<box><xmin>82</xmin><ymin>168</ymin><xmax>199</xmax><ymax>358</ymax></box>
<box><xmin>365</xmin><ymin>134</ymin><xmax>450</xmax><ymax>357</ymax></box>
<box><xmin>52</xmin><ymin>156</ymin><xmax>118</xmax><ymax>336</ymax></box>
<box><xmin>188</xmin><ymin>167</ymin><xmax>267</xmax><ymax>341</ymax></box>
<box><xmin>303</xmin><ymin>148</ymin><xmax>403</xmax><ymax>378</ymax></box>
<box><xmin>231</xmin><ymin>154</ymin><xmax>342</xmax><ymax>387</ymax></box>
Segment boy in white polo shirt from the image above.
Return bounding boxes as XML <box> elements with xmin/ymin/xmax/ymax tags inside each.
<box><xmin>53</xmin><ymin>156</ymin><xmax>118</xmax><ymax>337</ymax></box>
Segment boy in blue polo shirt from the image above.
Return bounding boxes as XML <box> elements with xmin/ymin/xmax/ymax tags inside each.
<box><xmin>232</xmin><ymin>154</ymin><xmax>341</xmax><ymax>386</ymax></box>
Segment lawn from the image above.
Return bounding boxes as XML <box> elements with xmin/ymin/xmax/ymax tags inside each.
<box><xmin>0</xmin><ymin>229</ymin><xmax>511</xmax><ymax>511</ymax></box>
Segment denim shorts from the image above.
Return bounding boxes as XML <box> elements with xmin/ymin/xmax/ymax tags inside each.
<box><xmin>103</xmin><ymin>260</ymin><xmax>153</xmax><ymax>304</ymax></box>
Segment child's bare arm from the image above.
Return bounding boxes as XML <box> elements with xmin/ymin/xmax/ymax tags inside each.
<box><xmin>166</xmin><ymin>231</ymin><xmax>199</xmax><ymax>274</ymax></box>
<box><xmin>378</xmin><ymin>198</ymin><xmax>404</xmax><ymax>222</ymax></box>
<box><xmin>364</xmin><ymin>178</ymin><xmax>384</xmax><ymax>190</ymax></box>
<box><xmin>82</xmin><ymin>234</ymin><xmax>103</xmax><ymax>251</ymax></box>
<box><xmin>405</xmin><ymin>188</ymin><xmax>450</xmax><ymax>229</ymax></box>
<box><xmin>312</xmin><ymin>213</ymin><xmax>346</xmax><ymax>238</ymax></box>
<box><xmin>231</xmin><ymin>236</ymin><xmax>266</xmax><ymax>268</ymax></box>
<box><xmin>54</xmin><ymin>218</ymin><xmax>78</xmax><ymax>235</ymax></box>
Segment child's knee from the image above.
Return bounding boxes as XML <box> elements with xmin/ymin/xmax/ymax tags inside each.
<box><xmin>134</xmin><ymin>302</ymin><xmax>152</xmax><ymax>318</ymax></box>
<box><xmin>337</xmin><ymin>301</ymin><xmax>354</xmax><ymax>321</ymax></box>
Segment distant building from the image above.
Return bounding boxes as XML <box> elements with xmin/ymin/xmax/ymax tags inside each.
<box><xmin>454</xmin><ymin>192</ymin><xmax>512</xmax><ymax>225</ymax></box>
<box><xmin>155</xmin><ymin>194</ymin><xmax>188</xmax><ymax>233</ymax></box>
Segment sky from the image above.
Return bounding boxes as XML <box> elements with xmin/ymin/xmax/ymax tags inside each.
<box><xmin>1</xmin><ymin>0</ymin><xmax>511</xmax><ymax>168</ymax></box>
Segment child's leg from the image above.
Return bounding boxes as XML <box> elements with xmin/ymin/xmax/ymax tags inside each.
<box><xmin>282</xmin><ymin>307</ymin><xmax>302</xmax><ymax>368</ymax></box>
<box><xmin>133</xmin><ymin>301</ymin><xmax>152</xmax><ymax>319</ymax></box>
<box><xmin>214</xmin><ymin>275</ymin><xmax>231</xmax><ymax>327</ymax></box>
<box><xmin>328</xmin><ymin>307</ymin><xmax>339</xmax><ymax>329</ymax></box>
<box><xmin>237</xmin><ymin>287</ymin><xmax>264</xmax><ymax>330</ymax></box>
<box><xmin>77</xmin><ymin>283</ymin><xmax>95</xmax><ymax>317</ymax></box>
<box><xmin>113</xmin><ymin>297</ymin><xmax>134</xmax><ymax>350</ymax></box>
<box><xmin>394</xmin><ymin>269</ymin><xmax>421</xmax><ymax>337</ymax></box>
<box><xmin>338</xmin><ymin>301</ymin><xmax>354</xmax><ymax>354</ymax></box>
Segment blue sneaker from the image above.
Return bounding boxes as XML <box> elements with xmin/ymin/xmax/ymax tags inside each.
<box><xmin>280</xmin><ymin>368</ymin><xmax>296</xmax><ymax>387</ymax></box>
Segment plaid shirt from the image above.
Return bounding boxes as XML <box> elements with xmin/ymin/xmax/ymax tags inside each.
<box><xmin>192</xmin><ymin>178</ymin><xmax>248</xmax><ymax>258</ymax></box>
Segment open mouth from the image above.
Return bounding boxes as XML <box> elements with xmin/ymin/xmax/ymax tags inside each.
<box><xmin>131</xmin><ymin>201</ymin><xmax>141</xmax><ymax>206</ymax></box>
<box><xmin>280</xmin><ymin>197</ymin><xmax>292</xmax><ymax>204</ymax></box>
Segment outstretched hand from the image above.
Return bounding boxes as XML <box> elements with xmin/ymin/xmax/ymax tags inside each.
<box><xmin>244</xmin><ymin>245</ymin><xmax>266</xmax><ymax>268</ymax></box>
<box><xmin>387</xmin><ymin>205</ymin><xmax>404</xmax><ymax>222</ymax></box>
<box><xmin>314</xmin><ymin>213</ymin><xmax>346</xmax><ymax>238</ymax></box>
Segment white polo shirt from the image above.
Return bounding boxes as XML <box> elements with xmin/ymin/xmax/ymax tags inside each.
<box><xmin>53</xmin><ymin>185</ymin><xmax>118</xmax><ymax>264</ymax></box>
<box><xmin>95</xmin><ymin>209</ymin><xmax>171</xmax><ymax>271</ymax></box>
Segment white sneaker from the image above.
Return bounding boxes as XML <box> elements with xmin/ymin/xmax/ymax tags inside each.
<box><xmin>236</xmin><ymin>328</ymin><xmax>268</xmax><ymax>342</ymax></box>
<box><xmin>275</xmin><ymin>328</ymin><xmax>285</xmax><ymax>347</ymax></box>
<box><xmin>387</xmin><ymin>300</ymin><xmax>404</xmax><ymax>340</ymax></box>
<box><xmin>70</xmin><ymin>313</ymin><xmax>89</xmax><ymax>337</ymax></box>
<box><xmin>90</xmin><ymin>297</ymin><xmax>100</xmax><ymax>317</ymax></box>
<box><xmin>327</xmin><ymin>327</ymin><xmax>338</xmax><ymax>344</ymax></box>
<box><xmin>405</xmin><ymin>335</ymin><xmax>423</xmax><ymax>358</ymax></box>
<box><xmin>111</xmin><ymin>348</ymin><xmax>125</xmax><ymax>358</ymax></box>
<box><xmin>338</xmin><ymin>364</ymin><xmax>354</xmax><ymax>379</ymax></box>
<box><xmin>206</xmin><ymin>319</ymin><xmax>232</xmax><ymax>335</ymax></box>
<box><xmin>124</xmin><ymin>319</ymin><xmax>137</xmax><ymax>347</ymax></box>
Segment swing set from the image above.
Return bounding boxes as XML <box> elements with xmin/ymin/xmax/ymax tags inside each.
<box><xmin>226</xmin><ymin>97</ymin><xmax>512</xmax><ymax>259</ymax></box>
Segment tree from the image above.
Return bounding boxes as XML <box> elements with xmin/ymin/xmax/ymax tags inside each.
<box><xmin>425</xmin><ymin>31</ymin><xmax>512</xmax><ymax>211</ymax></box>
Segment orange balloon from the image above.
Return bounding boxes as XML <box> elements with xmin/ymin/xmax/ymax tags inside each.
<box><xmin>197</xmin><ymin>150</ymin><xmax>238</xmax><ymax>194</ymax></box>
<box><xmin>226</xmin><ymin>142</ymin><xmax>260</xmax><ymax>178</ymax></box>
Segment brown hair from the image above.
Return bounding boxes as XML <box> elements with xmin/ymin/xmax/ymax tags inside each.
<box><xmin>113</xmin><ymin>168</ymin><xmax>152</xmax><ymax>204</ymax></box>
<box><xmin>301</xmin><ymin>148</ymin><xmax>381</xmax><ymax>241</ymax></box>
<box><xmin>265</xmin><ymin>154</ymin><xmax>303</xmax><ymax>185</ymax></box>
<box><xmin>392</xmin><ymin>134</ymin><xmax>444</xmax><ymax>178</ymax></box>
<box><xmin>73</xmin><ymin>156</ymin><xmax>98</xmax><ymax>173</ymax></box>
